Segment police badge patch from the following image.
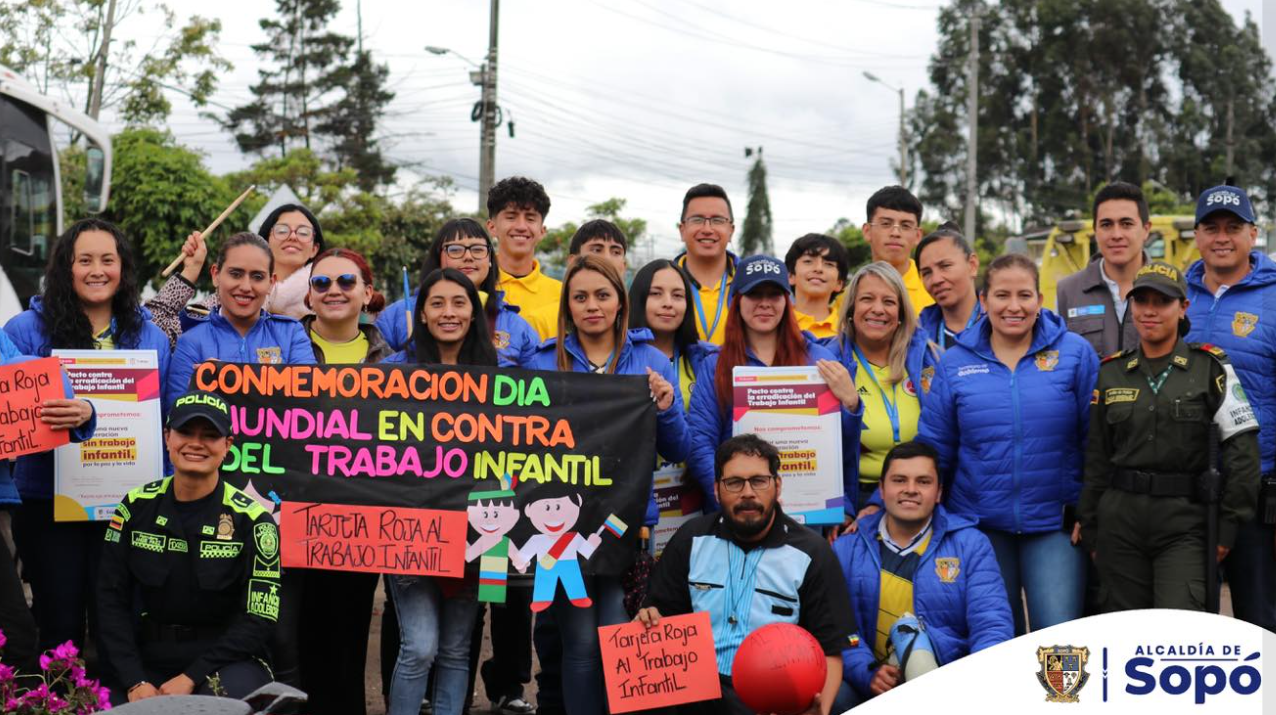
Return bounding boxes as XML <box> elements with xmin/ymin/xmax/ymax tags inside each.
<box><xmin>216</xmin><ymin>513</ymin><xmax>235</xmax><ymax>541</ymax></box>
<box><xmin>254</xmin><ymin>522</ymin><xmax>279</xmax><ymax>560</ymax></box>
<box><xmin>1232</xmin><ymin>311</ymin><xmax>1258</xmax><ymax>338</ymax></box>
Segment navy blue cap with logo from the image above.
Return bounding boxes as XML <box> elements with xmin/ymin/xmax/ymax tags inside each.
<box><xmin>1195</xmin><ymin>185</ymin><xmax>1256</xmax><ymax>225</ymax></box>
<box><xmin>168</xmin><ymin>390</ymin><xmax>232</xmax><ymax>436</ymax></box>
<box><xmin>731</xmin><ymin>254</ymin><xmax>792</xmax><ymax>299</ymax></box>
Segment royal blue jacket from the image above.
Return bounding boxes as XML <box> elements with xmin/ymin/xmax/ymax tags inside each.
<box><xmin>686</xmin><ymin>333</ymin><xmax>850</xmax><ymax>511</ymax></box>
<box><xmin>168</xmin><ymin>309</ymin><xmax>315</xmax><ymax>404</ymax></box>
<box><xmin>3</xmin><ymin>298</ymin><xmax>167</xmax><ymax>499</ymax></box>
<box><xmin>832</xmin><ymin>507</ymin><xmax>1013</xmax><ymax>697</ymax></box>
<box><xmin>917</xmin><ymin>303</ymin><xmax>986</xmax><ymax>349</ymax></box>
<box><xmin>917</xmin><ymin>309</ymin><xmax>1098</xmax><ymax>534</ymax></box>
<box><xmin>376</xmin><ymin>291</ymin><xmax>539</xmax><ymax>368</ymax></box>
<box><xmin>828</xmin><ymin>328</ymin><xmax>941</xmax><ymax>508</ymax></box>
<box><xmin>1186</xmin><ymin>252</ymin><xmax>1276</xmax><ymax>473</ymax></box>
<box><xmin>528</xmin><ymin>328</ymin><xmax>689</xmax><ymax>526</ymax></box>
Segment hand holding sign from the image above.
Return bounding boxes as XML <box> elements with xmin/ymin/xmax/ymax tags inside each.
<box><xmin>600</xmin><ymin>612</ymin><xmax>720</xmax><ymax>713</ymax></box>
<box><xmin>0</xmin><ymin>357</ymin><xmax>73</xmax><ymax>458</ymax></box>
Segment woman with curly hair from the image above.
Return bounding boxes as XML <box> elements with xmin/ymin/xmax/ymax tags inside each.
<box><xmin>4</xmin><ymin>217</ymin><xmax>168</xmax><ymax>652</ymax></box>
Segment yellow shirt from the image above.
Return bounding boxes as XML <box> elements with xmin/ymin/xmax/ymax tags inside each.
<box><xmin>497</xmin><ymin>260</ymin><xmax>562</xmax><ymax>316</ymax></box>
<box><xmin>310</xmin><ymin>330</ymin><xmax>369</xmax><ymax>364</ymax></box>
<box><xmin>875</xmin><ymin>529</ymin><xmax>932</xmax><ymax>661</ymax></box>
<box><xmin>794</xmin><ymin>308</ymin><xmax>838</xmax><ymax>339</ymax></box>
<box><xmin>93</xmin><ymin>325</ymin><xmax>114</xmax><ymax>350</ymax></box>
<box><xmin>678</xmin><ymin>256</ymin><xmax>734</xmax><ymax>345</ymax></box>
<box><xmin>854</xmin><ymin>355</ymin><xmax>921</xmax><ymax>483</ymax></box>
<box><xmin>901</xmin><ymin>260</ymin><xmax>935</xmax><ymax>316</ymax></box>
<box><xmin>524</xmin><ymin>302</ymin><xmax>560</xmax><ymax>341</ymax></box>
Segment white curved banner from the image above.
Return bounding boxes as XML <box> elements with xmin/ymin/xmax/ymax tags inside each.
<box><xmin>847</xmin><ymin>610</ymin><xmax>1274</xmax><ymax>713</ymax></box>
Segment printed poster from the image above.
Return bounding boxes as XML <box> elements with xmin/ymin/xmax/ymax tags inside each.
<box><xmin>53</xmin><ymin>349</ymin><xmax>163</xmax><ymax>521</ymax></box>
<box><xmin>731</xmin><ymin>365</ymin><xmax>843</xmax><ymax>524</ymax></box>
<box><xmin>651</xmin><ymin>461</ymin><xmax>702</xmax><ymax>559</ymax></box>
<box><xmin>0</xmin><ymin>357</ymin><xmax>70</xmax><ymax>459</ymax></box>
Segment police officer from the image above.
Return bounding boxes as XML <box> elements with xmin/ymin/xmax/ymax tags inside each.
<box><xmin>1079</xmin><ymin>262</ymin><xmax>1260</xmax><ymax>611</ymax></box>
<box><xmin>97</xmin><ymin>390</ymin><xmax>280</xmax><ymax>704</ymax></box>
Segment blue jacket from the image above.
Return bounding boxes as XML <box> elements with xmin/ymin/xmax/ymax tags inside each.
<box><xmin>1186</xmin><ymin>252</ymin><xmax>1276</xmax><ymax>472</ymax></box>
<box><xmin>168</xmin><ymin>309</ymin><xmax>315</xmax><ymax>404</ymax></box>
<box><xmin>527</xmin><ymin>328</ymin><xmax>690</xmax><ymax>526</ymax></box>
<box><xmin>917</xmin><ymin>303</ymin><xmax>985</xmax><ymax>349</ymax></box>
<box><xmin>917</xmin><ymin>309</ymin><xmax>1098</xmax><ymax>533</ymax></box>
<box><xmin>376</xmin><ymin>291</ymin><xmax>539</xmax><ymax>368</ymax></box>
<box><xmin>828</xmin><ymin>328</ymin><xmax>941</xmax><ymax>508</ymax></box>
<box><xmin>832</xmin><ymin>507</ymin><xmax>1013</xmax><ymax>697</ymax></box>
<box><xmin>3</xmin><ymin>298</ymin><xmax>163</xmax><ymax>499</ymax></box>
<box><xmin>686</xmin><ymin>333</ymin><xmax>848</xmax><ymax>511</ymax></box>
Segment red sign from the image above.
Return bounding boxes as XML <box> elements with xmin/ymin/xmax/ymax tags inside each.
<box><xmin>0</xmin><ymin>357</ymin><xmax>71</xmax><ymax>459</ymax></box>
<box><xmin>280</xmin><ymin>501</ymin><xmax>467</xmax><ymax>577</ymax></box>
<box><xmin>599</xmin><ymin>612</ymin><xmax>721</xmax><ymax>713</ymax></box>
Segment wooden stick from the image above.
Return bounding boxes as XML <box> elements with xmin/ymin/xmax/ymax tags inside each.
<box><xmin>160</xmin><ymin>185</ymin><xmax>257</xmax><ymax>278</ymax></box>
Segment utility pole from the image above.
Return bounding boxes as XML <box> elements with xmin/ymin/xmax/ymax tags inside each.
<box><xmin>1225</xmin><ymin>97</ymin><xmax>1235</xmax><ymax>178</ymax></box>
<box><xmin>478</xmin><ymin>0</ymin><xmax>500</xmax><ymax>215</ymax></box>
<box><xmin>964</xmin><ymin>7</ymin><xmax>980</xmax><ymax>243</ymax></box>
<box><xmin>88</xmin><ymin>0</ymin><xmax>118</xmax><ymax>120</ymax></box>
<box><xmin>897</xmin><ymin>86</ymin><xmax>908</xmax><ymax>187</ymax></box>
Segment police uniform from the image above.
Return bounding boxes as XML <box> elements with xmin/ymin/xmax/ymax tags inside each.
<box><xmin>1079</xmin><ymin>263</ymin><xmax>1260</xmax><ymax>611</ymax></box>
<box><xmin>96</xmin><ymin>392</ymin><xmax>281</xmax><ymax>701</ymax></box>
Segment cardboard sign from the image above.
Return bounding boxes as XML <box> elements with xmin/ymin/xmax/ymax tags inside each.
<box><xmin>0</xmin><ymin>357</ymin><xmax>70</xmax><ymax>459</ymax></box>
<box><xmin>53</xmin><ymin>350</ymin><xmax>163</xmax><ymax>521</ymax></box>
<box><xmin>732</xmin><ymin>366</ymin><xmax>844</xmax><ymax>524</ymax></box>
<box><xmin>280</xmin><ymin>501</ymin><xmax>468</xmax><ymax>577</ymax></box>
<box><xmin>599</xmin><ymin>612</ymin><xmax>721</xmax><ymax>713</ymax></box>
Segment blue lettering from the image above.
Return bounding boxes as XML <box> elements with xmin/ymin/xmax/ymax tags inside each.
<box><xmin>1194</xmin><ymin>666</ymin><xmax>1226</xmax><ymax>704</ymax></box>
<box><xmin>1125</xmin><ymin>657</ymin><xmax>1156</xmax><ymax>695</ymax></box>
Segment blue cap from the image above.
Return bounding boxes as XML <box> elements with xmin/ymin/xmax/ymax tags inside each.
<box><xmin>731</xmin><ymin>255</ymin><xmax>791</xmax><ymax>299</ymax></box>
<box><xmin>1195</xmin><ymin>185</ymin><xmax>1256</xmax><ymax>225</ymax></box>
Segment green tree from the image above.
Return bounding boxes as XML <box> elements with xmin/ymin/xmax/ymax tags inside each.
<box><xmin>827</xmin><ymin>219</ymin><xmax>872</xmax><ymax>270</ymax></box>
<box><xmin>314</xmin><ymin>50</ymin><xmax>397</xmax><ymax>191</ymax></box>
<box><xmin>220</xmin><ymin>0</ymin><xmax>353</xmax><ymax>156</ymax></box>
<box><xmin>739</xmin><ymin>150</ymin><xmax>773</xmax><ymax>255</ymax></box>
<box><xmin>542</xmin><ymin>198</ymin><xmax>648</xmax><ymax>277</ymax></box>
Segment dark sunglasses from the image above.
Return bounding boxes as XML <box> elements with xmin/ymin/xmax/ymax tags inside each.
<box><xmin>310</xmin><ymin>274</ymin><xmax>359</xmax><ymax>293</ymax></box>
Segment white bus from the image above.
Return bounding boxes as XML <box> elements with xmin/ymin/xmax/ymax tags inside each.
<box><xmin>0</xmin><ymin>65</ymin><xmax>112</xmax><ymax>321</ymax></box>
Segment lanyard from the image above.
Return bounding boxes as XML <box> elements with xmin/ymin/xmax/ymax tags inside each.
<box><xmin>937</xmin><ymin>303</ymin><xmax>983</xmax><ymax>348</ymax></box>
<box><xmin>852</xmin><ymin>343</ymin><xmax>902</xmax><ymax>443</ymax></box>
<box><xmin>1145</xmin><ymin>363</ymin><xmax>1175</xmax><ymax>395</ymax></box>
<box><xmin>690</xmin><ymin>267</ymin><xmax>730</xmax><ymax>341</ymax></box>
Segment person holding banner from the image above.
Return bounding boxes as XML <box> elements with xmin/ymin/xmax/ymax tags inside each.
<box><xmin>147</xmin><ymin>204</ymin><xmax>327</xmax><ymax>346</ymax></box>
<box><xmin>917</xmin><ymin>254</ymin><xmax>1098</xmax><ymax>634</ymax></box>
<box><xmin>376</xmin><ymin>218</ymin><xmax>539</xmax><ymax>367</ymax></box>
<box><xmin>829</xmin><ymin>262</ymin><xmax>937</xmax><ymax>525</ymax></box>
<box><xmin>166</xmin><ymin>233</ymin><xmax>316</xmax><ymax>405</ymax></box>
<box><xmin>295</xmin><ymin>247</ymin><xmax>391</xmax><ymax>715</ymax></box>
<box><xmin>5</xmin><ymin>217</ymin><xmax>163</xmax><ymax>655</ymax></box>
<box><xmin>686</xmin><ymin>254</ymin><xmax>859</xmax><ymax>511</ymax></box>
<box><xmin>381</xmin><ymin>266</ymin><xmax>490</xmax><ymax>715</ymax></box>
<box><xmin>96</xmin><ymin>390</ymin><xmax>279</xmax><ymax>705</ymax></box>
<box><xmin>527</xmin><ymin>255</ymin><xmax>687</xmax><ymax>715</ymax></box>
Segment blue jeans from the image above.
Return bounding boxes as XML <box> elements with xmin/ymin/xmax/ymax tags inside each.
<box><xmin>1221</xmin><ymin>517</ymin><xmax>1276</xmax><ymax>630</ymax></box>
<box><xmin>551</xmin><ymin>575</ymin><xmax>626</xmax><ymax>715</ymax></box>
<box><xmin>982</xmin><ymin>529</ymin><xmax>1085</xmax><ymax>634</ymax></box>
<box><xmin>387</xmin><ymin>576</ymin><xmax>479</xmax><ymax>715</ymax></box>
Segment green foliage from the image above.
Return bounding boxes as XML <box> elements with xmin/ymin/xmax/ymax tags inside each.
<box><xmin>739</xmin><ymin>154</ymin><xmax>773</xmax><ymax>255</ymax></box>
<box><xmin>315</xmin><ymin>50</ymin><xmax>397</xmax><ymax>191</ymax></box>
<box><xmin>102</xmin><ymin>128</ymin><xmax>244</xmax><ymax>289</ymax></box>
<box><xmin>542</xmin><ymin>198</ymin><xmax>647</xmax><ymax>278</ymax></box>
<box><xmin>827</xmin><ymin>219</ymin><xmax>872</xmax><ymax>270</ymax></box>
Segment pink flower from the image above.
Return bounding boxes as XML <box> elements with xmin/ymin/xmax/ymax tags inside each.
<box><xmin>0</xmin><ymin>627</ymin><xmax>7</xmax><ymax>650</ymax></box>
<box><xmin>0</xmin><ymin>664</ymin><xmax>13</xmax><ymax>682</ymax></box>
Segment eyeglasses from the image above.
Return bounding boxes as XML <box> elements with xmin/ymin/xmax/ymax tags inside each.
<box><xmin>309</xmin><ymin>274</ymin><xmax>359</xmax><ymax>293</ymax></box>
<box><xmin>683</xmin><ymin>216</ymin><xmax>732</xmax><ymax>228</ymax></box>
<box><xmin>443</xmin><ymin>243</ymin><xmax>492</xmax><ymax>259</ymax></box>
<box><xmin>718</xmin><ymin>475</ymin><xmax>775</xmax><ymax>492</ymax></box>
<box><xmin>871</xmin><ymin>219</ymin><xmax>918</xmax><ymax>232</ymax></box>
<box><xmin>272</xmin><ymin>224</ymin><xmax>315</xmax><ymax>241</ymax></box>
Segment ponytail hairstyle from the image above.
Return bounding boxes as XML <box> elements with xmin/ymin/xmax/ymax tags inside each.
<box><xmin>714</xmin><ymin>290</ymin><xmax>807</xmax><ymax>413</ymax></box>
<box><xmin>628</xmin><ymin>259</ymin><xmax>699</xmax><ymax>380</ymax></box>
<box><xmin>305</xmin><ymin>248</ymin><xmax>386</xmax><ymax>313</ymax></box>
<box><xmin>914</xmin><ymin>221</ymin><xmax>974</xmax><ymax>264</ymax></box>
<box><xmin>40</xmin><ymin>218</ymin><xmax>144</xmax><ymax>352</ymax></box>
<box><xmin>421</xmin><ymin>218</ymin><xmax>499</xmax><ymax>337</ymax></box>
<box><xmin>557</xmin><ymin>255</ymin><xmax>630</xmax><ymax>373</ymax></box>
<box><xmin>412</xmin><ymin>268</ymin><xmax>497</xmax><ymax>367</ymax></box>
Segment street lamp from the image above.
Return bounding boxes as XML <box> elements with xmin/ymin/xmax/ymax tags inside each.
<box><xmin>426</xmin><ymin>43</ymin><xmax>497</xmax><ymax>214</ymax></box>
<box><xmin>863</xmin><ymin>71</ymin><xmax>908</xmax><ymax>187</ymax></box>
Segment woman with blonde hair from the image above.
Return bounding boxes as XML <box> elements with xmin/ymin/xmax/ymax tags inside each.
<box><xmin>830</xmin><ymin>261</ymin><xmax>939</xmax><ymax>525</ymax></box>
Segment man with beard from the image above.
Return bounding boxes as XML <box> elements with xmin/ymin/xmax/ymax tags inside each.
<box><xmin>637</xmin><ymin>434</ymin><xmax>853</xmax><ymax>715</ymax></box>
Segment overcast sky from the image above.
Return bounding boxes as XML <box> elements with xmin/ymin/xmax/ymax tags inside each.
<box><xmin>99</xmin><ymin>0</ymin><xmax>1271</xmax><ymax>260</ymax></box>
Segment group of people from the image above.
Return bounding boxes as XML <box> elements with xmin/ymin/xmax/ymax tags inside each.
<box><xmin>0</xmin><ymin>173</ymin><xmax>1269</xmax><ymax>715</ymax></box>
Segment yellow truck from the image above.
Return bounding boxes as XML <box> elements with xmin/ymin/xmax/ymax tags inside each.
<box><xmin>1020</xmin><ymin>216</ymin><xmax>1198</xmax><ymax>310</ymax></box>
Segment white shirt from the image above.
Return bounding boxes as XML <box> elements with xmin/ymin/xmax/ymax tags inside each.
<box><xmin>1099</xmin><ymin>259</ymin><xmax>1127</xmax><ymax>326</ymax></box>
<box><xmin>517</xmin><ymin>532</ymin><xmax>597</xmax><ymax>567</ymax></box>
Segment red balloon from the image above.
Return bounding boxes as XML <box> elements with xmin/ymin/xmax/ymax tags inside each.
<box><xmin>731</xmin><ymin>623</ymin><xmax>828</xmax><ymax>715</ymax></box>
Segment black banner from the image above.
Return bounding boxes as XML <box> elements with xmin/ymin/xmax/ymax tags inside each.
<box><xmin>193</xmin><ymin>362</ymin><xmax>657</xmax><ymax>576</ymax></box>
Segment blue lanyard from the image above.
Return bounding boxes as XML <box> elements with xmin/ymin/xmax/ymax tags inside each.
<box><xmin>852</xmin><ymin>343</ymin><xmax>902</xmax><ymax>443</ymax></box>
<box><xmin>690</xmin><ymin>267</ymin><xmax>730</xmax><ymax>341</ymax></box>
<box><xmin>937</xmin><ymin>303</ymin><xmax>983</xmax><ymax>348</ymax></box>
